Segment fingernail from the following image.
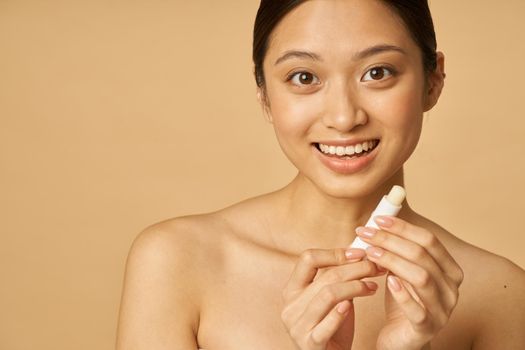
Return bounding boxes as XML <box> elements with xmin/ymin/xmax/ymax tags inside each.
<box><xmin>387</xmin><ymin>275</ymin><xmax>402</xmax><ymax>292</ymax></box>
<box><xmin>377</xmin><ymin>265</ymin><xmax>388</xmax><ymax>273</ymax></box>
<box><xmin>374</xmin><ymin>216</ymin><xmax>393</xmax><ymax>227</ymax></box>
<box><xmin>355</xmin><ymin>226</ymin><xmax>377</xmax><ymax>238</ymax></box>
<box><xmin>364</xmin><ymin>281</ymin><xmax>378</xmax><ymax>291</ymax></box>
<box><xmin>345</xmin><ymin>248</ymin><xmax>365</xmax><ymax>260</ymax></box>
<box><xmin>337</xmin><ymin>300</ymin><xmax>351</xmax><ymax>314</ymax></box>
<box><xmin>366</xmin><ymin>246</ymin><xmax>384</xmax><ymax>258</ymax></box>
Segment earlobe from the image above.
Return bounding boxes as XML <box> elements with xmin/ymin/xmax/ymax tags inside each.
<box><xmin>262</xmin><ymin>106</ymin><xmax>273</xmax><ymax>124</ymax></box>
<box><xmin>424</xmin><ymin>51</ymin><xmax>446</xmax><ymax>112</ymax></box>
<box><xmin>256</xmin><ymin>88</ymin><xmax>273</xmax><ymax>124</ymax></box>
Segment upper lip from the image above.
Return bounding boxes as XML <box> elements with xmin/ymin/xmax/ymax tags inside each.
<box><xmin>314</xmin><ymin>138</ymin><xmax>379</xmax><ymax>147</ymax></box>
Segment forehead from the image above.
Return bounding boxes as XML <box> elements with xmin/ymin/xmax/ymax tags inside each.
<box><xmin>266</xmin><ymin>0</ymin><xmax>420</xmax><ymax>64</ymax></box>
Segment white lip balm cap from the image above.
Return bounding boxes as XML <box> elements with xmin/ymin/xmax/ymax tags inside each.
<box><xmin>349</xmin><ymin>185</ymin><xmax>406</xmax><ymax>250</ymax></box>
<box><xmin>386</xmin><ymin>185</ymin><xmax>405</xmax><ymax>206</ymax></box>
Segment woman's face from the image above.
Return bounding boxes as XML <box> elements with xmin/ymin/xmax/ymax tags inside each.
<box><xmin>260</xmin><ymin>0</ymin><xmax>443</xmax><ymax>198</ymax></box>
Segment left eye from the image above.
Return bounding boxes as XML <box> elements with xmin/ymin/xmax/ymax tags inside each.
<box><xmin>362</xmin><ymin>66</ymin><xmax>394</xmax><ymax>82</ymax></box>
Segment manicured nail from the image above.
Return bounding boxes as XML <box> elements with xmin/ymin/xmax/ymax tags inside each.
<box><xmin>387</xmin><ymin>275</ymin><xmax>402</xmax><ymax>292</ymax></box>
<box><xmin>366</xmin><ymin>246</ymin><xmax>384</xmax><ymax>258</ymax></box>
<box><xmin>355</xmin><ymin>226</ymin><xmax>377</xmax><ymax>238</ymax></box>
<box><xmin>377</xmin><ymin>265</ymin><xmax>388</xmax><ymax>273</ymax></box>
<box><xmin>364</xmin><ymin>281</ymin><xmax>378</xmax><ymax>291</ymax></box>
<box><xmin>337</xmin><ymin>300</ymin><xmax>351</xmax><ymax>314</ymax></box>
<box><xmin>374</xmin><ymin>216</ymin><xmax>393</xmax><ymax>227</ymax></box>
<box><xmin>345</xmin><ymin>248</ymin><xmax>365</xmax><ymax>260</ymax></box>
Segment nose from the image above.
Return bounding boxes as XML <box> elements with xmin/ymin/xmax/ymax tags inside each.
<box><xmin>321</xmin><ymin>81</ymin><xmax>367</xmax><ymax>132</ymax></box>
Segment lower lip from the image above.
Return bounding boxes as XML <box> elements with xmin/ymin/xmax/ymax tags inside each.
<box><xmin>313</xmin><ymin>142</ymin><xmax>379</xmax><ymax>175</ymax></box>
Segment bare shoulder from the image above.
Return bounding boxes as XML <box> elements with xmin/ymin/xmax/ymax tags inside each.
<box><xmin>422</xmin><ymin>216</ymin><xmax>524</xmax><ymax>299</ymax></box>
<box><xmin>453</xmin><ymin>235</ymin><xmax>525</xmax><ymax>308</ymax></box>
<box><xmin>455</xmin><ymin>241</ymin><xmax>525</xmax><ymax>348</ymax></box>
<box><xmin>116</xmin><ymin>212</ymin><xmax>230</xmax><ymax>349</ymax></box>
<box><xmin>414</xmin><ymin>214</ymin><xmax>524</xmax><ymax>284</ymax></box>
<box><xmin>126</xmin><ymin>211</ymin><xmax>234</xmax><ymax>293</ymax></box>
<box><xmin>416</xmin><ymin>215</ymin><xmax>525</xmax><ymax>348</ymax></box>
<box><xmin>458</xmin><ymin>241</ymin><xmax>525</xmax><ymax>293</ymax></box>
<box><xmin>134</xmin><ymin>212</ymin><xmax>229</xmax><ymax>261</ymax></box>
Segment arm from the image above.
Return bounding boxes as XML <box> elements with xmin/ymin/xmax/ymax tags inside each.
<box><xmin>472</xmin><ymin>258</ymin><xmax>525</xmax><ymax>349</ymax></box>
<box><xmin>116</xmin><ymin>222</ymin><xmax>200</xmax><ymax>350</ymax></box>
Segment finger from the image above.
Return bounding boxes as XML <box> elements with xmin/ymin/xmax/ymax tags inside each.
<box><xmin>285</xmin><ymin>260</ymin><xmax>383</xmax><ymax>327</ymax></box>
<box><xmin>357</xmin><ymin>224</ymin><xmax>460</xmax><ymax>311</ymax></box>
<box><xmin>356</xmin><ymin>226</ymin><xmax>446</xmax><ymax>287</ymax></box>
<box><xmin>314</xmin><ymin>259</ymin><xmax>385</xmax><ymax>285</ymax></box>
<box><xmin>312</xmin><ymin>256</ymin><xmax>370</xmax><ymax>283</ymax></box>
<box><xmin>286</xmin><ymin>248</ymin><xmax>366</xmax><ymax>293</ymax></box>
<box><xmin>296</xmin><ymin>280</ymin><xmax>377</xmax><ymax>333</ymax></box>
<box><xmin>386</xmin><ymin>275</ymin><xmax>430</xmax><ymax>333</ymax></box>
<box><xmin>373</xmin><ymin>216</ymin><xmax>464</xmax><ymax>285</ymax></box>
<box><xmin>366</xmin><ymin>246</ymin><xmax>447</xmax><ymax>318</ymax></box>
<box><xmin>309</xmin><ymin>300</ymin><xmax>353</xmax><ymax>347</ymax></box>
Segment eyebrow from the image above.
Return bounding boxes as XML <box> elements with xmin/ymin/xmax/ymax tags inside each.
<box><xmin>274</xmin><ymin>44</ymin><xmax>407</xmax><ymax>66</ymax></box>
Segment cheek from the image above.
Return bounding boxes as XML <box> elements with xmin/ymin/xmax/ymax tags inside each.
<box><xmin>267</xmin><ymin>88</ymin><xmax>321</xmax><ymax>139</ymax></box>
<box><xmin>366</xmin><ymin>77</ymin><xmax>424</xmax><ymax>137</ymax></box>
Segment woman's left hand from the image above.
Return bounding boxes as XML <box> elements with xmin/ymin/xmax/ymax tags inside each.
<box><xmin>355</xmin><ymin>215</ymin><xmax>464</xmax><ymax>350</ymax></box>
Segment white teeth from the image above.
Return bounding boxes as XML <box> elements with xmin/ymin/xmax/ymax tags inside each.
<box><xmin>318</xmin><ymin>140</ymin><xmax>378</xmax><ymax>156</ymax></box>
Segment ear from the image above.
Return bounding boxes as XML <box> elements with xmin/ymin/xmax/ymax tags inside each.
<box><xmin>257</xmin><ymin>87</ymin><xmax>273</xmax><ymax>124</ymax></box>
<box><xmin>423</xmin><ymin>51</ymin><xmax>446</xmax><ymax>112</ymax></box>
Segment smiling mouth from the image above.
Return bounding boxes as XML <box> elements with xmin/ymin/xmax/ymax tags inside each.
<box><xmin>313</xmin><ymin>140</ymin><xmax>380</xmax><ymax>159</ymax></box>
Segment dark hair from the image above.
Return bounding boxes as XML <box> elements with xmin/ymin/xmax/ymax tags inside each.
<box><xmin>253</xmin><ymin>0</ymin><xmax>437</xmax><ymax>90</ymax></box>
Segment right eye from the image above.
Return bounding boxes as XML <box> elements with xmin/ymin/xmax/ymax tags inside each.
<box><xmin>287</xmin><ymin>71</ymin><xmax>320</xmax><ymax>86</ymax></box>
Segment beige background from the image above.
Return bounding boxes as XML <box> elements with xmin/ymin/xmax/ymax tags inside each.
<box><xmin>1</xmin><ymin>0</ymin><xmax>524</xmax><ymax>349</ymax></box>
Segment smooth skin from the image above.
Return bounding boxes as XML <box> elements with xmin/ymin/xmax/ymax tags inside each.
<box><xmin>280</xmin><ymin>248</ymin><xmax>384</xmax><ymax>349</ymax></box>
<box><xmin>116</xmin><ymin>0</ymin><xmax>525</xmax><ymax>349</ymax></box>
<box><xmin>360</xmin><ymin>216</ymin><xmax>463</xmax><ymax>349</ymax></box>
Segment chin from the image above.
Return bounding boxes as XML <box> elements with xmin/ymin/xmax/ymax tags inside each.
<box><xmin>307</xmin><ymin>161</ymin><xmax>406</xmax><ymax>200</ymax></box>
<box><xmin>311</xmin><ymin>174</ymin><xmax>381</xmax><ymax>199</ymax></box>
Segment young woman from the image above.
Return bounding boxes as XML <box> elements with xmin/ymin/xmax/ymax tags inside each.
<box><xmin>116</xmin><ymin>1</ymin><xmax>525</xmax><ymax>349</ymax></box>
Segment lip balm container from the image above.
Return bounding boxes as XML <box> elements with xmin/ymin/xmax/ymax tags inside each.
<box><xmin>350</xmin><ymin>185</ymin><xmax>406</xmax><ymax>250</ymax></box>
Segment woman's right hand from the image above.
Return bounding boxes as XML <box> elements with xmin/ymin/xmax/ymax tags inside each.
<box><xmin>280</xmin><ymin>248</ymin><xmax>385</xmax><ymax>350</ymax></box>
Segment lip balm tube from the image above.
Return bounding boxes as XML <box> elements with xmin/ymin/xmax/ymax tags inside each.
<box><xmin>350</xmin><ymin>185</ymin><xmax>406</xmax><ymax>250</ymax></box>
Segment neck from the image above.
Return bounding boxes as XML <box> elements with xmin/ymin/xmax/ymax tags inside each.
<box><xmin>271</xmin><ymin>167</ymin><xmax>416</xmax><ymax>253</ymax></box>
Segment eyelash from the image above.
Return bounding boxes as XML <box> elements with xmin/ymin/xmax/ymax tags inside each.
<box><xmin>285</xmin><ymin>65</ymin><xmax>397</xmax><ymax>86</ymax></box>
<box><xmin>285</xmin><ymin>71</ymin><xmax>320</xmax><ymax>86</ymax></box>
<box><xmin>362</xmin><ymin>66</ymin><xmax>396</xmax><ymax>82</ymax></box>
